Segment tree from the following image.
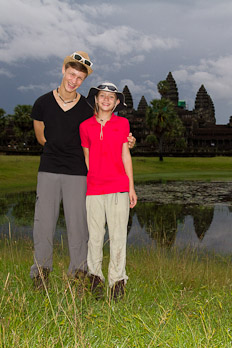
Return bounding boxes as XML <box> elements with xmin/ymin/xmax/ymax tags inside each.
<box><xmin>9</xmin><ymin>105</ymin><xmax>35</xmax><ymax>147</ymax></box>
<box><xmin>146</xmin><ymin>83</ymin><xmax>186</xmax><ymax>161</ymax></box>
<box><xmin>157</xmin><ymin>80</ymin><xmax>169</xmax><ymax>97</ymax></box>
<box><xmin>0</xmin><ymin>108</ymin><xmax>7</xmax><ymax>145</ymax></box>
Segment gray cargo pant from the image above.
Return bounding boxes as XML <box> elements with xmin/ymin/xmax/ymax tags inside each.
<box><xmin>30</xmin><ymin>172</ymin><xmax>88</xmax><ymax>278</ymax></box>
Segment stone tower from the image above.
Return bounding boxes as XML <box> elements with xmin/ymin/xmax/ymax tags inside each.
<box><xmin>118</xmin><ymin>85</ymin><xmax>134</xmax><ymax>118</ymax></box>
<box><xmin>195</xmin><ymin>85</ymin><xmax>216</xmax><ymax>125</ymax></box>
<box><xmin>135</xmin><ymin>96</ymin><xmax>148</xmax><ymax>143</ymax></box>
<box><xmin>165</xmin><ymin>72</ymin><xmax>179</xmax><ymax>105</ymax></box>
<box><xmin>123</xmin><ymin>85</ymin><xmax>133</xmax><ymax>110</ymax></box>
<box><xmin>137</xmin><ymin>96</ymin><xmax>148</xmax><ymax>114</ymax></box>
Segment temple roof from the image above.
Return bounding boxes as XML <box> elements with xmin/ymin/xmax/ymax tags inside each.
<box><xmin>194</xmin><ymin>85</ymin><xmax>216</xmax><ymax>124</ymax></box>
<box><xmin>165</xmin><ymin>72</ymin><xmax>179</xmax><ymax>105</ymax></box>
<box><xmin>137</xmin><ymin>96</ymin><xmax>148</xmax><ymax>114</ymax></box>
<box><xmin>122</xmin><ymin>85</ymin><xmax>133</xmax><ymax>109</ymax></box>
<box><xmin>195</xmin><ymin>85</ymin><xmax>213</xmax><ymax>110</ymax></box>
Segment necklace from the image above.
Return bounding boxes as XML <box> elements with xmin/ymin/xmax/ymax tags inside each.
<box><xmin>96</xmin><ymin>115</ymin><xmax>111</xmax><ymax>123</ymax></box>
<box><xmin>56</xmin><ymin>87</ymin><xmax>77</xmax><ymax>106</ymax></box>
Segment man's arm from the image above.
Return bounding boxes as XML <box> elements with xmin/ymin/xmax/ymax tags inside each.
<box><xmin>33</xmin><ymin>120</ymin><xmax>46</xmax><ymax>146</ymax></box>
<box><xmin>82</xmin><ymin>147</ymin><xmax>89</xmax><ymax>170</ymax></box>
<box><xmin>122</xmin><ymin>142</ymin><xmax>137</xmax><ymax>208</ymax></box>
<box><xmin>127</xmin><ymin>132</ymin><xmax>136</xmax><ymax>149</ymax></box>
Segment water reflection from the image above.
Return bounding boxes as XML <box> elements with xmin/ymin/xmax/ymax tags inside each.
<box><xmin>0</xmin><ymin>191</ymin><xmax>232</xmax><ymax>255</ymax></box>
<box><xmin>128</xmin><ymin>203</ymin><xmax>215</xmax><ymax>247</ymax></box>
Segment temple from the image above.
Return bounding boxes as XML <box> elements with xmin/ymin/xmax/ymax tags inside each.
<box><xmin>119</xmin><ymin>72</ymin><xmax>232</xmax><ymax>155</ymax></box>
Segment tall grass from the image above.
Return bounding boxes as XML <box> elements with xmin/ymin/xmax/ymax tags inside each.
<box><xmin>1</xmin><ymin>237</ymin><xmax>232</xmax><ymax>347</ymax></box>
<box><xmin>1</xmin><ymin>155</ymin><xmax>232</xmax><ymax>346</ymax></box>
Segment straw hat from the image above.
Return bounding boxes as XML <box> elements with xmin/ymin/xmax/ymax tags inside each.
<box><xmin>63</xmin><ymin>51</ymin><xmax>93</xmax><ymax>75</ymax></box>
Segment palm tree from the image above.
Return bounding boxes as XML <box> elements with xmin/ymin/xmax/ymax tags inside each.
<box><xmin>146</xmin><ymin>97</ymin><xmax>185</xmax><ymax>161</ymax></box>
<box><xmin>10</xmin><ymin>105</ymin><xmax>35</xmax><ymax>147</ymax></box>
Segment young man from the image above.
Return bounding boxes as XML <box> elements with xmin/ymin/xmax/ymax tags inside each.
<box><xmin>30</xmin><ymin>51</ymin><xmax>135</xmax><ymax>289</ymax></box>
<box><xmin>80</xmin><ymin>82</ymin><xmax>137</xmax><ymax>300</ymax></box>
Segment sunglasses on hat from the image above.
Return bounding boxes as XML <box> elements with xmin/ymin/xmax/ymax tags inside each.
<box><xmin>97</xmin><ymin>84</ymin><xmax>118</xmax><ymax>92</ymax></box>
<box><xmin>71</xmin><ymin>53</ymin><xmax>93</xmax><ymax>67</ymax></box>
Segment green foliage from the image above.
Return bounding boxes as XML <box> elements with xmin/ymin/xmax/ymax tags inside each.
<box><xmin>9</xmin><ymin>104</ymin><xmax>35</xmax><ymax>146</ymax></box>
<box><xmin>0</xmin><ymin>104</ymin><xmax>37</xmax><ymax>148</ymax></box>
<box><xmin>146</xmin><ymin>98</ymin><xmax>184</xmax><ymax>140</ymax></box>
<box><xmin>157</xmin><ymin>80</ymin><xmax>169</xmax><ymax>97</ymax></box>
<box><xmin>146</xmin><ymin>79</ymin><xmax>187</xmax><ymax>161</ymax></box>
<box><xmin>0</xmin><ymin>108</ymin><xmax>7</xmax><ymax>145</ymax></box>
<box><xmin>146</xmin><ymin>134</ymin><xmax>157</xmax><ymax>145</ymax></box>
<box><xmin>1</xmin><ymin>239</ymin><xmax>232</xmax><ymax>347</ymax></box>
<box><xmin>175</xmin><ymin>137</ymin><xmax>187</xmax><ymax>151</ymax></box>
<box><xmin>146</xmin><ymin>97</ymin><xmax>185</xmax><ymax>160</ymax></box>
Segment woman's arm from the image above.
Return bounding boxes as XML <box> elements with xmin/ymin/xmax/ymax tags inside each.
<box><xmin>122</xmin><ymin>142</ymin><xmax>137</xmax><ymax>208</ymax></box>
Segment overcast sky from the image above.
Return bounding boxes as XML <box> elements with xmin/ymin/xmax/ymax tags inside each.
<box><xmin>1</xmin><ymin>0</ymin><xmax>232</xmax><ymax>124</ymax></box>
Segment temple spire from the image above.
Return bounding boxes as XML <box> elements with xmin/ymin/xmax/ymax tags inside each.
<box><xmin>122</xmin><ymin>85</ymin><xmax>133</xmax><ymax>109</ymax></box>
<box><xmin>137</xmin><ymin>96</ymin><xmax>148</xmax><ymax>114</ymax></box>
<box><xmin>165</xmin><ymin>72</ymin><xmax>179</xmax><ymax>105</ymax></box>
<box><xmin>195</xmin><ymin>85</ymin><xmax>216</xmax><ymax>124</ymax></box>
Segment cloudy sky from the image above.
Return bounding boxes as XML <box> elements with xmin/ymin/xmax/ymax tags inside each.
<box><xmin>1</xmin><ymin>0</ymin><xmax>232</xmax><ymax>124</ymax></box>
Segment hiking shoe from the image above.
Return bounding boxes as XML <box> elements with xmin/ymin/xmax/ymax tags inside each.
<box><xmin>33</xmin><ymin>267</ymin><xmax>50</xmax><ymax>291</ymax></box>
<box><xmin>73</xmin><ymin>270</ymin><xmax>88</xmax><ymax>296</ymax></box>
<box><xmin>75</xmin><ymin>269</ymin><xmax>88</xmax><ymax>281</ymax></box>
<box><xmin>89</xmin><ymin>274</ymin><xmax>104</xmax><ymax>300</ymax></box>
<box><xmin>110</xmin><ymin>280</ymin><xmax>125</xmax><ymax>301</ymax></box>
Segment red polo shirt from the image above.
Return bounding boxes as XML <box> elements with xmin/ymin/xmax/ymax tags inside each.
<box><xmin>79</xmin><ymin>114</ymin><xmax>130</xmax><ymax>195</ymax></box>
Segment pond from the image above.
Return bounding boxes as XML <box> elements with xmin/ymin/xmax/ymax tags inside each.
<box><xmin>1</xmin><ymin>186</ymin><xmax>232</xmax><ymax>255</ymax></box>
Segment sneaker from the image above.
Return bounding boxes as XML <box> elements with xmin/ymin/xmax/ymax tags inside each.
<box><xmin>33</xmin><ymin>267</ymin><xmax>50</xmax><ymax>291</ymax></box>
<box><xmin>89</xmin><ymin>274</ymin><xmax>104</xmax><ymax>300</ymax></box>
<box><xmin>111</xmin><ymin>280</ymin><xmax>125</xmax><ymax>301</ymax></box>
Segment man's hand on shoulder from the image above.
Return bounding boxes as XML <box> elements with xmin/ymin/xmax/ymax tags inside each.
<box><xmin>128</xmin><ymin>132</ymin><xmax>136</xmax><ymax>149</ymax></box>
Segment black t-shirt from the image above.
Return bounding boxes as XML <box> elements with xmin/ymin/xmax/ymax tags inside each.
<box><xmin>31</xmin><ymin>91</ymin><xmax>93</xmax><ymax>175</ymax></box>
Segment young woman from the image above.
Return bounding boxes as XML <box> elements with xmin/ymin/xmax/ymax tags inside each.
<box><xmin>79</xmin><ymin>82</ymin><xmax>137</xmax><ymax>300</ymax></box>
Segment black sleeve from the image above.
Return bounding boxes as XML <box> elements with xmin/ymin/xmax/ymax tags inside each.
<box><xmin>31</xmin><ymin>97</ymin><xmax>44</xmax><ymax>121</ymax></box>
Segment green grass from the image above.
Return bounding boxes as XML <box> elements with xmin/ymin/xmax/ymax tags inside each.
<box><xmin>133</xmin><ymin>156</ymin><xmax>232</xmax><ymax>183</ymax></box>
<box><xmin>1</xmin><ymin>155</ymin><xmax>232</xmax><ymax>194</ymax></box>
<box><xmin>1</xmin><ymin>155</ymin><xmax>232</xmax><ymax>346</ymax></box>
<box><xmin>0</xmin><ymin>155</ymin><xmax>39</xmax><ymax>193</ymax></box>
<box><xmin>1</xmin><ymin>238</ymin><xmax>232</xmax><ymax>347</ymax></box>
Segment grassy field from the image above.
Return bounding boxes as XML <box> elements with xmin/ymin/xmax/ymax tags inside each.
<box><xmin>1</xmin><ymin>238</ymin><xmax>232</xmax><ymax>347</ymax></box>
<box><xmin>1</xmin><ymin>155</ymin><xmax>232</xmax><ymax>193</ymax></box>
<box><xmin>1</xmin><ymin>155</ymin><xmax>232</xmax><ymax>346</ymax></box>
<box><xmin>0</xmin><ymin>156</ymin><xmax>40</xmax><ymax>193</ymax></box>
<box><xmin>133</xmin><ymin>156</ymin><xmax>232</xmax><ymax>183</ymax></box>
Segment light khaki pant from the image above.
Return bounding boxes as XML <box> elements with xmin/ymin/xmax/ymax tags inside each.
<box><xmin>86</xmin><ymin>193</ymin><xmax>129</xmax><ymax>287</ymax></box>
